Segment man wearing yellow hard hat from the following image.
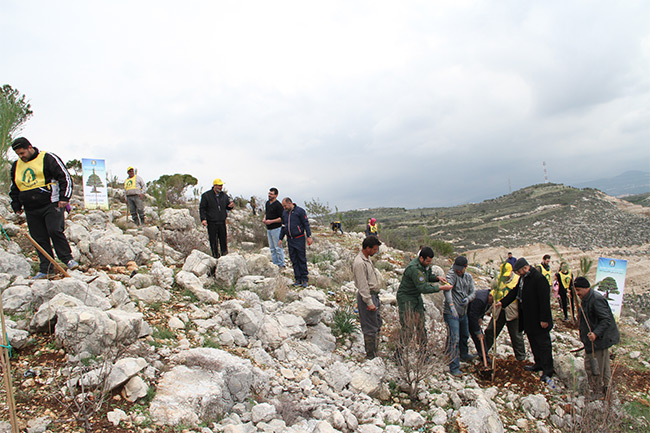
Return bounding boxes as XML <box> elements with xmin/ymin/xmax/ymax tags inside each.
<box><xmin>124</xmin><ymin>166</ymin><xmax>146</xmax><ymax>225</ymax></box>
<box><xmin>199</xmin><ymin>178</ymin><xmax>234</xmax><ymax>258</ymax></box>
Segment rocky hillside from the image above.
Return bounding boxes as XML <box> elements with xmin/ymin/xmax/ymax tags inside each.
<box><xmin>0</xmin><ymin>190</ymin><xmax>649</xmax><ymax>433</ymax></box>
<box><xmin>339</xmin><ymin>183</ymin><xmax>650</xmax><ymax>252</ymax></box>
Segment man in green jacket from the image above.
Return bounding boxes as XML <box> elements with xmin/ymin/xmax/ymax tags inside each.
<box><xmin>397</xmin><ymin>247</ymin><xmax>452</xmax><ymax>346</ymax></box>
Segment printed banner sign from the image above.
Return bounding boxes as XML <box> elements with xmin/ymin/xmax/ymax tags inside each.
<box><xmin>594</xmin><ymin>257</ymin><xmax>627</xmax><ymax>322</ymax></box>
<box><xmin>81</xmin><ymin>158</ymin><xmax>109</xmax><ymax>210</ymax></box>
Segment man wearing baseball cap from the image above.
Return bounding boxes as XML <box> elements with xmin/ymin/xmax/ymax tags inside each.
<box><xmin>495</xmin><ymin>257</ymin><xmax>554</xmax><ymax>382</ymax></box>
<box><xmin>124</xmin><ymin>166</ymin><xmax>146</xmax><ymax>225</ymax></box>
<box><xmin>199</xmin><ymin>178</ymin><xmax>234</xmax><ymax>258</ymax></box>
<box><xmin>444</xmin><ymin>255</ymin><xmax>477</xmax><ymax>375</ymax></box>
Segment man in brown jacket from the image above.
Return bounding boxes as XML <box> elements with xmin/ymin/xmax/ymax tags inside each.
<box><xmin>354</xmin><ymin>236</ymin><xmax>382</xmax><ymax>359</ymax></box>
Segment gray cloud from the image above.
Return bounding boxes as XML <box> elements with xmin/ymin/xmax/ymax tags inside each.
<box><xmin>2</xmin><ymin>1</ymin><xmax>648</xmax><ymax>211</ymax></box>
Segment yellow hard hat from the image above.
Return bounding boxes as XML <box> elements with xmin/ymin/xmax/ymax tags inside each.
<box><xmin>127</xmin><ymin>166</ymin><xmax>134</xmax><ymax>171</ymax></box>
<box><xmin>213</xmin><ymin>178</ymin><xmax>224</xmax><ymax>186</ymax></box>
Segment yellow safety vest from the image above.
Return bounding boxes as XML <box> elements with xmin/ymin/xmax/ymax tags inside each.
<box><xmin>124</xmin><ymin>175</ymin><xmax>138</xmax><ymax>191</ymax></box>
<box><xmin>539</xmin><ymin>265</ymin><xmax>553</xmax><ymax>286</ymax></box>
<box><xmin>493</xmin><ymin>273</ymin><xmax>520</xmax><ymax>302</ymax></box>
<box><xmin>559</xmin><ymin>270</ymin><xmax>572</xmax><ymax>289</ymax></box>
<box><xmin>14</xmin><ymin>151</ymin><xmax>48</xmax><ymax>191</ymax></box>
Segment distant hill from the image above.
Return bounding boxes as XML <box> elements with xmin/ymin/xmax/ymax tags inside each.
<box><xmin>622</xmin><ymin>192</ymin><xmax>650</xmax><ymax>208</ymax></box>
<box><xmin>337</xmin><ymin>183</ymin><xmax>650</xmax><ymax>252</ymax></box>
<box><xmin>573</xmin><ymin>170</ymin><xmax>650</xmax><ymax>196</ymax></box>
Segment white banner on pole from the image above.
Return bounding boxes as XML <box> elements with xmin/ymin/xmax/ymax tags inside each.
<box><xmin>594</xmin><ymin>257</ymin><xmax>627</xmax><ymax>322</ymax></box>
<box><xmin>81</xmin><ymin>158</ymin><xmax>109</xmax><ymax>210</ymax></box>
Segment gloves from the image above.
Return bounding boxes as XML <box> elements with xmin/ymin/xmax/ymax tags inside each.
<box><xmin>450</xmin><ymin>305</ymin><xmax>459</xmax><ymax>319</ymax></box>
<box><xmin>460</xmin><ymin>297</ymin><xmax>469</xmax><ymax>306</ymax></box>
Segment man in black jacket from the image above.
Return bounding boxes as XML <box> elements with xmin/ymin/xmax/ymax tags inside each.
<box><xmin>575</xmin><ymin>276</ymin><xmax>619</xmax><ymax>399</ymax></box>
<box><xmin>496</xmin><ymin>257</ymin><xmax>554</xmax><ymax>381</ymax></box>
<box><xmin>9</xmin><ymin>137</ymin><xmax>78</xmax><ymax>278</ymax></box>
<box><xmin>199</xmin><ymin>178</ymin><xmax>234</xmax><ymax>258</ymax></box>
<box><xmin>467</xmin><ymin>289</ymin><xmax>493</xmax><ymax>360</ymax></box>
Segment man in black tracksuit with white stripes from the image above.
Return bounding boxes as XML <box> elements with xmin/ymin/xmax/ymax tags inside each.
<box><xmin>9</xmin><ymin>137</ymin><xmax>78</xmax><ymax>278</ymax></box>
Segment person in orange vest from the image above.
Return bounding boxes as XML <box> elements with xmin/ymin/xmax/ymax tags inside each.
<box><xmin>124</xmin><ymin>166</ymin><xmax>146</xmax><ymax>225</ymax></box>
<box><xmin>9</xmin><ymin>137</ymin><xmax>78</xmax><ymax>278</ymax></box>
<box><xmin>365</xmin><ymin>218</ymin><xmax>379</xmax><ymax>237</ymax></box>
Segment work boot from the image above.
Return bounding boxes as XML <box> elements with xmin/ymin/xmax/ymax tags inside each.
<box><xmin>364</xmin><ymin>334</ymin><xmax>377</xmax><ymax>359</ymax></box>
<box><xmin>375</xmin><ymin>332</ymin><xmax>381</xmax><ymax>356</ymax></box>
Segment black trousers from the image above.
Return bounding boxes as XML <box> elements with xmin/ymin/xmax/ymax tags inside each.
<box><xmin>207</xmin><ymin>221</ymin><xmax>228</xmax><ymax>258</ymax></box>
<box><xmin>558</xmin><ymin>285</ymin><xmax>576</xmax><ymax>319</ymax></box>
<box><xmin>357</xmin><ymin>292</ymin><xmax>382</xmax><ymax>336</ymax></box>
<box><xmin>287</xmin><ymin>237</ymin><xmax>308</xmax><ymax>282</ymax></box>
<box><xmin>26</xmin><ymin>203</ymin><xmax>73</xmax><ymax>273</ymax></box>
<box><xmin>527</xmin><ymin>330</ymin><xmax>554</xmax><ymax>377</ymax></box>
<box><xmin>483</xmin><ymin>309</ymin><xmax>527</xmax><ymax>360</ymax></box>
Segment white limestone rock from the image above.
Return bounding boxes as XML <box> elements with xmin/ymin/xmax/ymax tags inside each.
<box><xmin>0</xmin><ymin>249</ymin><xmax>31</xmax><ymax>278</ymax></box>
<box><xmin>521</xmin><ymin>394</ymin><xmax>550</xmax><ymax>419</ymax></box>
<box><xmin>214</xmin><ymin>253</ymin><xmax>249</xmax><ymax>285</ymax></box>
<box><xmin>182</xmin><ymin>249</ymin><xmax>217</xmax><ymax>277</ymax></box>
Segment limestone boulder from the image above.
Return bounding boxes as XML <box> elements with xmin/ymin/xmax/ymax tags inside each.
<box><xmin>150</xmin><ymin>348</ymin><xmax>268</xmax><ymax>426</ymax></box>
<box><xmin>284</xmin><ymin>296</ymin><xmax>327</xmax><ymax>325</ymax></box>
<box><xmin>150</xmin><ymin>261</ymin><xmax>174</xmax><ymax>288</ymax></box>
<box><xmin>257</xmin><ymin>314</ymin><xmax>307</xmax><ymax>349</ymax></box>
<box><xmin>30</xmin><ymin>293</ymin><xmax>85</xmax><ymax>330</ymax></box>
<box><xmin>0</xmin><ymin>250</ymin><xmax>31</xmax><ymax>278</ymax></box>
<box><xmin>89</xmin><ymin>232</ymin><xmax>147</xmax><ymax>266</ymax></box>
<box><xmin>129</xmin><ymin>285</ymin><xmax>171</xmax><ymax>304</ymax></box>
<box><xmin>2</xmin><ymin>285</ymin><xmax>34</xmax><ymax>313</ymax></box>
<box><xmin>175</xmin><ymin>271</ymin><xmax>220</xmax><ymax>303</ymax></box>
<box><xmin>214</xmin><ymin>254</ymin><xmax>248</xmax><ymax>285</ymax></box>
<box><xmin>182</xmin><ymin>249</ymin><xmax>217</xmax><ymax>277</ymax></box>
<box><xmin>245</xmin><ymin>254</ymin><xmax>279</xmax><ymax>278</ymax></box>
<box><xmin>161</xmin><ymin>208</ymin><xmax>195</xmax><ymax>231</ymax></box>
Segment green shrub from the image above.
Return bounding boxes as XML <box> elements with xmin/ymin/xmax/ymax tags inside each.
<box><xmin>152</xmin><ymin>326</ymin><xmax>175</xmax><ymax>340</ymax></box>
<box><xmin>331</xmin><ymin>307</ymin><xmax>359</xmax><ymax>338</ymax></box>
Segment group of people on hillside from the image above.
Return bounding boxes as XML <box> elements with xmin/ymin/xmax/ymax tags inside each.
<box><xmin>199</xmin><ymin>182</ymin><xmax>313</xmax><ymax>288</ymax></box>
<box><xmin>354</xmin><ymin>243</ymin><xmax>619</xmax><ymax>399</ymax></box>
<box><xmin>9</xmin><ymin>137</ymin><xmax>620</xmax><ymax>399</ymax></box>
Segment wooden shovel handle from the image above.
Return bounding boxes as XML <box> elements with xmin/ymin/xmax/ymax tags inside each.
<box><xmin>25</xmin><ymin>233</ymin><xmax>70</xmax><ymax>278</ymax></box>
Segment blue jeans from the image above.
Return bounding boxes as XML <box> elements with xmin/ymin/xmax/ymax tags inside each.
<box><xmin>267</xmin><ymin>227</ymin><xmax>285</xmax><ymax>266</ymax></box>
<box><xmin>444</xmin><ymin>312</ymin><xmax>470</xmax><ymax>373</ymax></box>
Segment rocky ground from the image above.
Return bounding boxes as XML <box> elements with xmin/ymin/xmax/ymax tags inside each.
<box><xmin>0</xmin><ymin>190</ymin><xmax>649</xmax><ymax>433</ymax></box>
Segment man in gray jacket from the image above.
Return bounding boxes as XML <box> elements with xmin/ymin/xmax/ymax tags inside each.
<box><xmin>444</xmin><ymin>256</ymin><xmax>477</xmax><ymax>375</ymax></box>
<box><xmin>353</xmin><ymin>236</ymin><xmax>382</xmax><ymax>359</ymax></box>
<box><xmin>575</xmin><ymin>276</ymin><xmax>620</xmax><ymax>399</ymax></box>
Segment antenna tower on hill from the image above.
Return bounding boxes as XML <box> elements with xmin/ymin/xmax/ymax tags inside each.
<box><xmin>542</xmin><ymin>161</ymin><xmax>549</xmax><ymax>183</ymax></box>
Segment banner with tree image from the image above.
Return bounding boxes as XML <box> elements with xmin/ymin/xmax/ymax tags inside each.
<box><xmin>82</xmin><ymin>158</ymin><xmax>109</xmax><ymax>210</ymax></box>
<box><xmin>594</xmin><ymin>257</ymin><xmax>627</xmax><ymax>322</ymax></box>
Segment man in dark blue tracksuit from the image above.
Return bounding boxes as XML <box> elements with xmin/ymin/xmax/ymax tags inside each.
<box><xmin>279</xmin><ymin>197</ymin><xmax>312</xmax><ymax>287</ymax></box>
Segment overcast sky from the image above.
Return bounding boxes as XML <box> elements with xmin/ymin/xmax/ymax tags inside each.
<box><xmin>2</xmin><ymin>1</ymin><xmax>649</xmax><ymax>210</ymax></box>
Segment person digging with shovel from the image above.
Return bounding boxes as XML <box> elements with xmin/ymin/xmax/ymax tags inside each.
<box><xmin>467</xmin><ymin>289</ymin><xmax>493</xmax><ymax>367</ymax></box>
<box><xmin>575</xmin><ymin>276</ymin><xmax>620</xmax><ymax>400</ymax></box>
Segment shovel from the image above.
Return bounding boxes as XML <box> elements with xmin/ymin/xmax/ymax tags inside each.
<box><xmin>589</xmin><ymin>342</ymin><xmax>600</xmax><ymax>376</ymax></box>
<box><xmin>480</xmin><ymin>335</ymin><xmax>489</xmax><ymax>368</ymax></box>
<box><xmin>577</xmin><ymin>297</ymin><xmax>600</xmax><ymax>376</ymax></box>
